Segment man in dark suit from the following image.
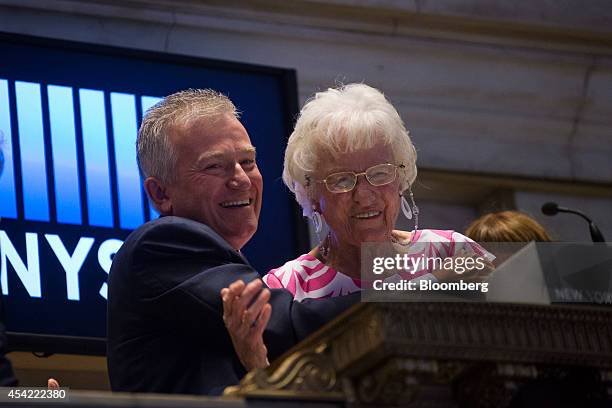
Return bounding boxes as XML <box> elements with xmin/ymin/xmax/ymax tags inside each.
<box><xmin>0</xmin><ymin>143</ymin><xmax>18</xmax><ymax>386</ymax></box>
<box><xmin>107</xmin><ymin>89</ymin><xmax>356</xmax><ymax>395</ymax></box>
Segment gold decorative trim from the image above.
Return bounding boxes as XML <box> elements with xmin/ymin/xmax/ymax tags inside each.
<box><xmin>227</xmin><ymin>303</ymin><xmax>612</xmax><ymax>406</ymax></box>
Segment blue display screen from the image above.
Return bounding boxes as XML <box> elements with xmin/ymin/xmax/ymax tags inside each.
<box><xmin>0</xmin><ymin>33</ymin><xmax>303</xmax><ymax>350</ymax></box>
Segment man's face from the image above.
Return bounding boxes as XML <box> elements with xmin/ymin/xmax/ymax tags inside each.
<box><xmin>163</xmin><ymin>114</ymin><xmax>263</xmax><ymax>250</ymax></box>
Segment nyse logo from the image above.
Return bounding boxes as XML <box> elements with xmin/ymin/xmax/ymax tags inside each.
<box><xmin>0</xmin><ymin>79</ymin><xmax>161</xmax><ymax>301</ymax></box>
<box><xmin>0</xmin><ymin>231</ymin><xmax>121</xmax><ymax>301</ymax></box>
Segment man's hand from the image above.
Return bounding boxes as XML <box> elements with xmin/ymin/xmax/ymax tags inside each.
<box><xmin>47</xmin><ymin>378</ymin><xmax>60</xmax><ymax>389</ymax></box>
<box><xmin>221</xmin><ymin>279</ymin><xmax>271</xmax><ymax>371</ymax></box>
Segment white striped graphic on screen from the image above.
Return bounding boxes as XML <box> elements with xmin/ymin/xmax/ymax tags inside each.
<box><xmin>0</xmin><ymin>78</ymin><xmax>161</xmax><ymax>228</ymax></box>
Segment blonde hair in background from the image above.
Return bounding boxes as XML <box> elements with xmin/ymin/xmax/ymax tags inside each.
<box><xmin>137</xmin><ymin>89</ymin><xmax>238</xmax><ymax>183</ymax></box>
<box><xmin>283</xmin><ymin>83</ymin><xmax>417</xmax><ymax>217</ymax></box>
<box><xmin>465</xmin><ymin>210</ymin><xmax>553</xmax><ymax>242</ymax></box>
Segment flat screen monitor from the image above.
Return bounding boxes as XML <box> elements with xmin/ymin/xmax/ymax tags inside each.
<box><xmin>0</xmin><ymin>32</ymin><xmax>307</xmax><ymax>355</ymax></box>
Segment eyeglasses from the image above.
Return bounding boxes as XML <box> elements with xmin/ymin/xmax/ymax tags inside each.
<box><xmin>316</xmin><ymin>163</ymin><xmax>404</xmax><ymax>193</ymax></box>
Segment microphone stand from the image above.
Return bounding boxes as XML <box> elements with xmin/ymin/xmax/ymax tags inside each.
<box><xmin>542</xmin><ymin>203</ymin><xmax>606</xmax><ymax>243</ymax></box>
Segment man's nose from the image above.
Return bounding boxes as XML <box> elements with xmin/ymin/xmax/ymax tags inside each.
<box><xmin>228</xmin><ymin>163</ymin><xmax>252</xmax><ymax>190</ymax></box>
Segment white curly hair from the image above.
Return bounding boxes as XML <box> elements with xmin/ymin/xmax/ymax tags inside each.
<box><xmin>283</xmin><ymin>83</ymin><xmax>417</xmax><ymax>217</ymax></box>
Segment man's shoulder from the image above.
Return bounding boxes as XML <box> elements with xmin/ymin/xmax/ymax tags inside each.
<box><xmin>112</xmin><ymin>216</ymin><xmax>242</xmax><ymax>276</ymax></box>
<box><xmin>108</xmin><ymin>216</ymin><xmax>250</xmax><ymax>301</ymax></box>
<box><xmin>123</xmin><ymin>216</ymin><xmax>231</xmax><ymax>250</ymax></box>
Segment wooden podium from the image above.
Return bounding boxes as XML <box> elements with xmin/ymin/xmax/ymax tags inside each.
<box><xmin>226</xmin><ymin>302</ymin><xmax>612</xmax><ymax>407</ymax></box>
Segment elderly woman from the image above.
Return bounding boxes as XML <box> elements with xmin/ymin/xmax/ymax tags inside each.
<box><xmin>221</xmin><ymin>84</ymin><xmax>492</xmax><ymax>370</ymax></box>
<box><xmin>261</xmin><ymin>83</ymin><xmax>492</xmax><ymax>300</ymax></box>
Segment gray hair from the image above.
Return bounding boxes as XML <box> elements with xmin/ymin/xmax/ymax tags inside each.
<box><xmin>137</xmin><ymin>89</ymin><xmax>239</xmax><ymax>182</ymax></box>
<box><xmin>283</xmin><ymin>83</ymin><xmax>417</xmax><ymax>217</ymax></box>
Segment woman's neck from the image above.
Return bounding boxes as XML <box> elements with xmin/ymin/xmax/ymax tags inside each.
<box><xmin>310</xmin><ymin>230</ymin><xmax>413</xmax><ymax>279</ymax></box>
<box><xmin>310</xmin><ymin>234</ymin><xmax>373</xmax><ymax>280</ymax></box>
<box><xmin>327</xmin><ymin>238</ymin><xmax>361</xmax><ymax>279</ymax></box>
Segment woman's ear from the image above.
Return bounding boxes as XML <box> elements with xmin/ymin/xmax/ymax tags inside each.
<box><xmin>310</xmin><ymin>196</ymin><xmax>321</xmax><ymax>214</ymax></box>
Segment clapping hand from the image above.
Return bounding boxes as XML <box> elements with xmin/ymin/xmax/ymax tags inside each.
<box><xmin>221</xmin><ymin>279</ymin><xmax>271</xmax><ymax>371</ymax></box>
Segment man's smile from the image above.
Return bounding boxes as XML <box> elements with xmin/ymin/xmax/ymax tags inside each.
<box><xmin>219</xmin><ymin>198</ymin><xmax>253</xmax><ymax>208</ymax></box>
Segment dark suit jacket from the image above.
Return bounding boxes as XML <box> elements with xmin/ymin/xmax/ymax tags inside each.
<box><xmin>107</xmin><ymin>216</ymin><xmax>357</xmax><ymax>395</ymax></box>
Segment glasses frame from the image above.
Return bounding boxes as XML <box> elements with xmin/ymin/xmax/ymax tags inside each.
<box><xmin>316</xmin><ymin>163</ymin><xmax>405</xmax><ymax>194</ymax></box>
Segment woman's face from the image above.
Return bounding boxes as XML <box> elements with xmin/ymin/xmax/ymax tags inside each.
<box><xmin>313</xmin><ymin>143</ymin><xmax>401</xmax><ymax>249</ymax></box>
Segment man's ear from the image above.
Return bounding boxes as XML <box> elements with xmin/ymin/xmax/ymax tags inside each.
<box><xmin>144</xmin><ymin>177</ymin><xmax>172</xmax><ymax>215</ymax></box>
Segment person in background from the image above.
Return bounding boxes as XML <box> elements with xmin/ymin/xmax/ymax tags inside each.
<box><xmin>465</xmin><ymin>210</ymin><xmax>552</xmax><ymax>243</ymax></box>
<box><xmin>464</xmin><ymin>210</ymin><xmax>553</xmax><ymax>268</ymax></box>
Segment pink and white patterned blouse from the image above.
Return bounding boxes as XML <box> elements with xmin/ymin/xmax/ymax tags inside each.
<box><xmin>263</xmin><ymin>229</ymin><xmax>493</xmax><ymax>301</ymax></box>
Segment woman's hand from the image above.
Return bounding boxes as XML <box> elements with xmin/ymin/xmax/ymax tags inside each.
<box><xmin>221</xmin><ymin>279</ymin><xmax>271</xmax><ymax>371</ymax></box>
<box><xmin>431</xmin><ymin>249</ymin><xmax>495</xmax><ymax>282</ymax></box>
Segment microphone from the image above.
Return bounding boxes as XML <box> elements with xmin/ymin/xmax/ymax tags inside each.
<box><xmin>541</xmin><ymin>202</ymin><xmax>606</xmax><ymax>242</ymax></box>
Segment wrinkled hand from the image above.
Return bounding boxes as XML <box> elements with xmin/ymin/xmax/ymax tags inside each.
<box><xmin>431</xmin><ymin>249</ymin><xmax>495</xmax><ymax>283</ymax></box>
<box><xmin>221</xmin><ymin>279</ymin><xmax>271</xmax><ymax>371</ymax></box>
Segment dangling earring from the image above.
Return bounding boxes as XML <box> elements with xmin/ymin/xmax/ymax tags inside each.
<box><xmin>409</xmin><ymin>187</ymin><xmax>419</xmax><ymax>234</ymax></box>
<box><xmin>312</xmin><ymin>210</ymin><xmax>323</xmax><ymax>235</ymax></box>
<box><xmin>401</xmin><ymin>186</ymin><xmax>420</xmax><ymax>241</ymax></box>
<box><xmin>311</xmin><ymin>209</ymin><xmax>330</xmax><ymax>260</ymax></box>
<box><xmin>400</xmin><ymin>194</ymin><xmax>412</xmax><ymax>220</ymax></box>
